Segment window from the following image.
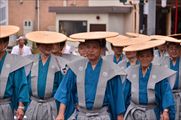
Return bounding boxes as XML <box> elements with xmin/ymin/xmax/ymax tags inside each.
<box><xmin>59</xmin><ymin>20</ymin><xmax>87</xmax><ymax>36</ymax></box>
<box><xmin>0</xmin><ymin>0</ymin><xmax>8</xmax><ymax>25</ymax></box>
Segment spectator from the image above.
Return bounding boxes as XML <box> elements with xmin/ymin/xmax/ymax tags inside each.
<box><xmin>11</xmin><ymin>36</ymin><xmax>32</xmax><ymax>56</ymax></box>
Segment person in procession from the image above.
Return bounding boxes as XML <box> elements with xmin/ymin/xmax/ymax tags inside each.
<box><xmin>0</xmin><ymin>25</ymin><xmax>32</xmax><ymax>120</ymax></box>
<box><xmin>106</xmin><ymin>35</ymin><xmax>150</xmax><ymax>70</ymax></box>
<box><xmin>105</xmin><ymin>35</ymin><xmax>126</xmax><ymax>64</ymax></box>
<box><xmin>123</xmin><ymin>39</ymin><xmax>176</xmax><ymax>120</ymax></box>
<box><xmin>11</xmin><ymin>35</ymin><xmax>32</xmax><ymax>56</ymax></box>
<box><xmin>55</xmin><ymin>31</ymin><xmax>126</xmax><ymax>120</ymax></box>
<box><xmin>152</xmin><ymin>35</ymin><xmax>181</xmax><ymax>120</ymax></box>
<box><xmin>24</xmin><ymin>31</ymin><xmax>67</xmax><ymax>120</ymax></box>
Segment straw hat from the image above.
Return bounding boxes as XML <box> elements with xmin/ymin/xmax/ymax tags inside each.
<box><xmin>150</xmin><ymin>35</ymin><xmax>180</xmax><ymax>44</ymax></box>
<box><xmin>106</xmin><ymin>35</ymin><xmax>128</xmax><ymax>43</ymax></box>
<box><xmin>125</xmin><ymin>32</ymin><xmax>149</xmax><ymax>38</ymax></box>
<box><xmin>106</xmin><ymin>35</ymin><xmax>151</xmax><ymax>47</ymax></box>
<box><xmin>123</xmin><ymin>40</ymin><xmax>166</xmax><ymax>52</ymax></box>
<box><xmin>0</xmin><ymin>25</ymin><xmax>19</xmax><ymax>38</ymax></box>
<box><xmin>69</xmin><ymin>31</ymin><xmax>119</xmax><ymax>40</ymax></box>
<box><xmin>67</xmin><ymin>37</ymin><xmax>85</xmax><ymax>42</ymax></box>
<box><xmin>169</xmin><ymin>33</ymin><xmax>181</xmax><ymax>39</ymax></box>
<box><xmin>26</xmin><ymin>31</ymin><xmax>67</xmax><ymax>44</ymax></box>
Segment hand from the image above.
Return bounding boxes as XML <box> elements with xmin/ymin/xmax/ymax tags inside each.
<box><xmin>56</xmin><ymin>113</ymin><xmax>64</xmax><ymax>120</ymax></box>
<box><xmin>117</xmin><ymin>115</ymin><xmax>124</xmax><ymax>120</ymax></box>
<box><xmin>16</xmin><ymin>108</ymin><xmax>24</xmax><ymax>120</ymax></box>
<box><xmin>161</xmin><ymin>111</ymin><xmax>169</xmax><ymax>120</ymax></box>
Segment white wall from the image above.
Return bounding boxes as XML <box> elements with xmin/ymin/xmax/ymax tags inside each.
<box><xmin>108</xmin><ymin>14</ymin><xmax>125</xmax><ymax>34</ymax></box>
<box><xmin>89</xmin><ymin>0</ymin><xmax>124</xmax><ymax>6</ymax></box>
<box><xmin>124</xmin><ymin>11</ymin><xmax>134</xmax><ymax>33</ymax></box>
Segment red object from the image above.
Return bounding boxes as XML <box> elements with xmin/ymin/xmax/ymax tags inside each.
<box><xmin>174</xmin><ymin>0</ymin><xmax>178</xmax><ymax>33</ymax></box>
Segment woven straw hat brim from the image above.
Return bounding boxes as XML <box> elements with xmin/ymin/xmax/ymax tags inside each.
<box><xmin>150</xmin><ymin>35</ymin><xmax>180</xmax><ymax>43</ymax></box>
<box><xmin>0</xmin><ymin>25</ymin><xmax>19</xmax><ymax>38</ymax></box>
<box><xmin>67</xmin><ymin>37</ymin><xmax>85</xmax><ymax>42</ymax></box>
<box><xmin>169</xmin><ymin>33</ymin><xmax>181</xmax><ymax>39</ymax></box>
<box><xmin>26</xmin><ymin>31</ymin><xmax>67</xmax><ymax>44</ymax></box>
<box><xmin>123</xmin><ymin>40</ymin><xmax>166</xmax><ymax>52</ymax></box>
<box><xmin>107</xmin><ymin>35</ymin><xmax>151</xmax><ymax>47</ymax></box>
<box><xmin>69</xmin><ymin>31</ymin><xmax>119</xmax><ymax>40</ymax></box>
<box><xmin>125</xmin><ymin>32</ymin><xmax>149</xmax><ymax>38</ymax></box>
<box><xmin>106</xmin><ymin>35</ymin><xmax>128</xmax><ymax>43</ymax></box>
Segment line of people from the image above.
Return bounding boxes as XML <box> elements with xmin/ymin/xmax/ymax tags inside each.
<box><xmin>0</xmin><ymin>25</ymin><xmax>181</xmax><ymax>120</ymax></box>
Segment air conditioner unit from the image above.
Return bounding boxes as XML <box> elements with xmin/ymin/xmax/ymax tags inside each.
<box><xmin>23</xmin><ymin>20</ymin><xmax>33</xmax><ymax>34</ymax></box>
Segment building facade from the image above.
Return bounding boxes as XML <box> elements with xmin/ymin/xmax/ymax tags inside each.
<box><xmin>8</xmin><ymin>0</ymin><xmax>88</xmax><ymax>35</ymax></box>
<box><xmin>6</xmin><ymin>0</ymin><xmax>181</xmax><ymax>35</ymax></box>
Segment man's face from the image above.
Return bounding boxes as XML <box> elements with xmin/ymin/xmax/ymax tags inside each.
<box><xmin>112</xmin><ymin>46</ymin><xmax>123</xmax><ymax>56</ymax></box>
<box><xmin>52</xmin><ymin>43</ymin><xmax>61</xmax><ymax>55</ymax></box>
<box><xmin>0</xmin><ymin>40</ymin><xmax>8</xmax><ymax>53</ymax></box>
<box><xmin>157</xmin><ymin>44</ymin><xmax>166</xmax><ymax>51</ymax></box>
<box><xmin>125</xmin><ymin>51</ymin><xmax>137</xmax><ymax>60</ymax></box>
<box><xmin>86</xmin><ymin>41</ymin><xmax>101</xmax><ymax>61</ymax></box>
<box><xmin>18</xmin><ymin>39</ymin><xmax>25</xmax><ymax>46</ymax></box>
<box><xmin>167</xmin><ymin>43</ymin><xmax>180</xmax><ymax>59</ymax></box>
<box><xmin>137</xmin><ymin>49</ymin><xmax>153</xmax><ymax>68</ymax></box>
<box><xmin>38</xmin><ymin>44</ymin><xmax>53</xmax><ymax>56</ymax></box>
<box><xmin>78</xmin><ymin>43</ymin><xmax>87</xmax><ymax>57</ymax></box>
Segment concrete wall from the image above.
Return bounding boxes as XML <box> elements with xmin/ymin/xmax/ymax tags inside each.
<box><xmin>108</xmin><ymin>13</ymin><xmax>134</xmax><ymax>34</ymax></box>
<box><xmin>108</xmin><ymin>14</ymin><xmax>125</xmax><ymax>33</ymax></box>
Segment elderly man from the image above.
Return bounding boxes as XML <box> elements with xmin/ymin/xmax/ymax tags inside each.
<box><xmin>123</xmin><ymin>40</ymin><xmax>176</xmax><ymax>120</ymax></box>
<box><xmin>160</xmin><ymin>37</ymin><xmax>181</xmax><ymax>120</ymax></box>
<box><xmin>24</xmin><ymin>31</ymin><xmax>68</xmax><ymax>120</ymax></box>
<box><xmin>55</xmin><ymin>32</ymin><xmax>126</xmax><ymax>120</ymax></box>
<box><xmin>0</xmin><ymin>25</ymin><xmax>32</xmax><ymax>120</ymax></box>
<box><xmin>11</xmin><ymin>36</ymin><xmax>32</xmax><ymax>56</ymax></box>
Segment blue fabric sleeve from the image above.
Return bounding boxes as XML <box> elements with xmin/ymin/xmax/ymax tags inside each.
<box><xmin>54</xmin><ymin>69</ymin><xmax>76</xmax><ymax>105</ymax></box>
<box><xmin>155</xmin><ymin>78</ymin><xmax>175</xmax><ymax>120</ymax></box>
<box><xmin>122</xmin><ymin>79</ymin><xmax>131</xmax><ymax>110</ymax></box>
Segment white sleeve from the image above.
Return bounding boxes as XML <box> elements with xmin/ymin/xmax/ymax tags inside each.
<box><xmin>28</xmin><ymin>47</ymin><xmax>32</xmax><ymax>55</ymax></box>
<box><xmin>11</xmin><ymin>47</ymin><xmax>17</xmax><ymax>54</ymax></box>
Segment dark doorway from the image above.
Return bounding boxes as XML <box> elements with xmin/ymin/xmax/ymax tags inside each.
<box><xmin>90</xmin><ymin>24</ymin><xmax>106</xmax><ymax>31</ymax></box>
<box><xmin>171</xmin><ymin>7</ymin><xmax>181</xmax><ymax>34</ymax></box>
<box><xmin>156</xmin><ymin>7</ymin><xmax>169</xmax><ymax>35</ymax></box>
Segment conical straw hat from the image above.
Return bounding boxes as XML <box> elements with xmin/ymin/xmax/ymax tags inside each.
<box><xmin>0</xmin><ymin>25</ymin><xmax>19</xmax><ymax>38</ymax></box>
<box><xmin>69</xmin><ymin>31</ymin><xmax>119</xmax><ymax>40</ymax></box>
<box><xmin>26</xmin><ymin>31</ymin><xmax>67</xmax><ymax>44</ymax></box>
<box><xmin>123</xmin><ymin>40</ymin><xmax>166</xmax><ymax>52</ymax></box>
<box><xmin>107</xmin><ymin>35</ymin><xmax>151</xmax><ymax>47</ymax></box>
<box><xmin>150</xmin><ymin>35</ymin><xmax>180</xmax><ymax>44</ymax></box>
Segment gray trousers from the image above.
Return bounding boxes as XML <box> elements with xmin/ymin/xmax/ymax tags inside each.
<box><xmin>173</xmin><ymin>90</ymin><xmax>181</xmax><ymax>120</ymax></box>
<box><xmin>68</xmin><ymin>107</ymin><xmax>110</xmax><ymax>120</ymax></box>
<box><xmin>124</xmin><ymin>102</ymin><xmax>157</xmax><ymax>120</ymax></box>
<box><xmin>0</xmin><ymin>98</ymin><xmax>13</xmax><ymax>120</ymax></box>
<box><xmin>24</xmin><ymin>97</ymin><xmax>57</xmax><ymax>120</ymax></box>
